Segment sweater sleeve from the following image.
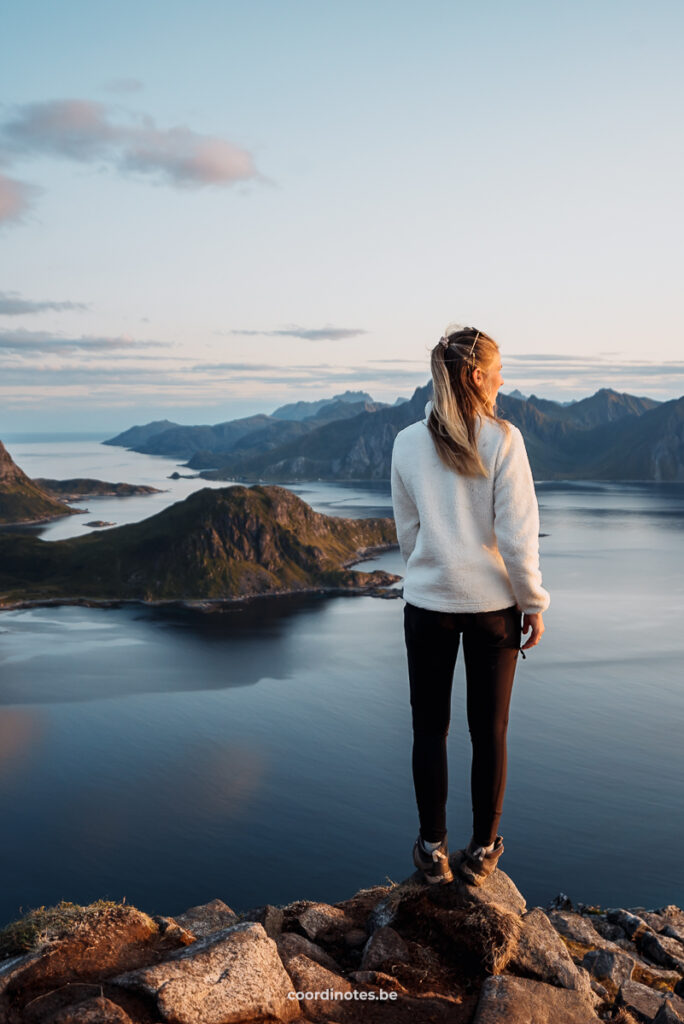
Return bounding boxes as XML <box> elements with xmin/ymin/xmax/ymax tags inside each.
<box><xmin>493</xmin><ymin>425</ymin><xmax>550</xmax><ymax>614</ymax></box>
<box><xmin>390</xmin><ymin>442</ymin><xmax>420</xmax><ymax>565</ymax></box>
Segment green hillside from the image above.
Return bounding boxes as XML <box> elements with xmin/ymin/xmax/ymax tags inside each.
<box><xmin>0</xmin><ymin>484</ymin><xmax>399</xmax><ymax>607</ymax></box>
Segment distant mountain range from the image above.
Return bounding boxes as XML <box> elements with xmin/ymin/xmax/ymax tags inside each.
<box><xmin>0</xmin><ymin>484</ymin><xmax>398</xmax><ymax>608</ymax></box>
<box><xmin>104</xmin><ymin>386</ymin><xmax>684</xmax><ymax>482</ymax></box>
<box><xmin>104</xmin><ymin>391</ymin><xmax>398</xmax><ymax>461</ymax></box>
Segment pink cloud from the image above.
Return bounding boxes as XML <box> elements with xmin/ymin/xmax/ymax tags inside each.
<box><xmin>1</xmin><ymin>99</ymin><xmax>259</xmax><ymax>187</ymax></box>
<box><xmin>0</xmin><ymin>172</ymin><xmax>37</xmax><ymax>225</ymax></box>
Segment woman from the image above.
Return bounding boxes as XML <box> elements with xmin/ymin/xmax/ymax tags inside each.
<box><xmin>390</xmin><ymin>324</ymin><xmax>549</xmax><ymax>887</ymax></box>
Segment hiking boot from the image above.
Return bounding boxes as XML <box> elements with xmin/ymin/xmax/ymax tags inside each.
<box><xmin>412</xmin><ymin>834</ymin><xmax>454</xmax><ymax>885</ymax></box>
<box><xmin>457</xmin><ymin>835</ymin><xmax>504</xmax><ymax>886</ymax></box>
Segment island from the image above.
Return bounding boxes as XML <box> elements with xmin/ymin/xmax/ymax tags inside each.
<box><xmin>35</xmin><ymin>479</ymin><xmax>164</xmax><ymax>500</ymax></box>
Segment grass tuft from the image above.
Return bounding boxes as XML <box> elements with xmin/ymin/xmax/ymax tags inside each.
<box><xmin>0</xmin><ymin>899</ymin><xmax>123</xmax><ymax>959</ymax></box>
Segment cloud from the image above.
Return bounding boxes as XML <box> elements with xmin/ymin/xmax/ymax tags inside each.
<box><xmin>0</xmin><ymin>291</ymin><xmax>89</xmax><ymax>315</ymax></box>
<box><xmin>229</xmin><ymin>326</ymin><xmax>367</xmax><ymax>341</ymax></box>
<box><xmin>0</xmin><ymin>327</ymin><xmax>166</xmax><ymax>353</ymax></box>
<box><xmin>0</xmin><ymin>172</ymin><xmax>38</xmax><ymax>225</ymax></box>
<box><xmin>0</xmin><ymin>99</ymin><xmax>258</xmax><ymax>188</ymax></box>
<box><xmin>102</xmin><ymin>77</ymin><xmax>144</xmax><ymax>94</ymax></box>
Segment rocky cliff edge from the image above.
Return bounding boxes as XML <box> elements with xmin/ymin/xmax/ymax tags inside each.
<box><xmin>2</xmin><ymin>851</ymin><xmax>684</xmax><ymax>1023</ymax></box>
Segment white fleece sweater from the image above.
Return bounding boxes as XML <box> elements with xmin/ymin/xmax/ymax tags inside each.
<box><xmin>390</xmin><ymin>400</ymin><xmax>550</xmax><ymax>615</ymax></box>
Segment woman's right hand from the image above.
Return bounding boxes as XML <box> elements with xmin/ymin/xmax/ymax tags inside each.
<box><xmin>521</xmin><ymin>612</ymin><xmax>545</xmax><ymax>650</ymax></box>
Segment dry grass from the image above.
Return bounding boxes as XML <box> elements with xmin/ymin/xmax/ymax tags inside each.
<box><xmin>461</xmin><ymin>902</ymin><xmax>522</xmax><ymax>974</ymax></box>
<box><xmin>0</xmin><ymin>899</ymin><xmax>124</xmax><ymax>958</ymax></box>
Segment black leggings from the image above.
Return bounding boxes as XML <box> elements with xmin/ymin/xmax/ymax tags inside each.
<box><xmin>403</xmin><ymin>602</ymin><xmax>521</xmax><ymax>847</ymax></box>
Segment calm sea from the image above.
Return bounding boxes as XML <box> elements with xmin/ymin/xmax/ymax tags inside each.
<box><xmin>0</xmin><ymin>433</ymin><xmax>682</xmax><ymax>927</ymax></box>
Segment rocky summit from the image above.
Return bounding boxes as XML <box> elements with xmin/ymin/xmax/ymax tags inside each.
<box><xmin>2</xmin><ymin>853</ymin><xmax>684</xmax><ymax>1023</ymax></box>
<box><xmin>0</xmin><ymin>483</ymin><xmax>399</xmax><ymax>607</ymax></box>
<box><xmin>0</xmin><ymin>441</ymin><xmax>79</xmax><ymax>526</ymax></box>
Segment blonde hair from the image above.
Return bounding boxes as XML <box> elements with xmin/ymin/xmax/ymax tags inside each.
<box><xmin>428</xmin><ymin>325</ymin><xmax>508</xmax><ymax>476</ymax></box>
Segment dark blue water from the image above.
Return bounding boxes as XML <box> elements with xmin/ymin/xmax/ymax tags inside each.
<box><xmin>1</xmin><ymin>439</ymin><xmax>683</xmax><ymax>926</ymax></box>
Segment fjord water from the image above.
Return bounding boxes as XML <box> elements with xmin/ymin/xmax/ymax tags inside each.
<box><xmin>0</xmin><ymin>435</ymin><xmax>683</xmax><ymax>927</ymax></box>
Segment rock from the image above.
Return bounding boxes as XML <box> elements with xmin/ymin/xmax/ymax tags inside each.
<box><xmin>333</xmin><ymin>884</ymin><xmax>393</xmax><ymax>929</ymax></box>
<box><xmin>591</xmin><ymin>915</ymin><xmax>630</xmax><ymax>942</ymax></box>
<box><xmin>45</xmin><ymin>997</ymin><xmax>132</xmax><ymax>1023</ymax></box>
<box><xmin>582</xmin><ymin>948</ymin><xmax>635</xmax><ymax>992</ymax></box>
<box><xmin>638</xmin><ymin>930</ymin><xmax>684</xmax><ymax>971</ymax></box>
<box><xmin>547</xmin><ymin>910</ymin><xmax>607</xmax><ymax>949</ymax></box>
<box><xmin>441</xmin><ymin>855</ymin><xmax>527</xmax><ymax>917</ymax></box>
<box><xmin>0</xmin><ymin>906</ymin><xmax>159</xmax><ymax>1003</ymax></box>
<box><xmin>360</xmin><ymin>926</ymin><xmax>410</xmax><ymax>971</ymax></box>
<box><xmin>343</xmin><ymin>928</ymin><xmax>367</xmax><ymax>949</ymax></box>
<box><xmin>548</xmin><ymin>893</ymin><xmax>574</xmax><ymax>911</ymax></box>
<box><xmin>511</xmin><ymin>907</ymin><xmax>592</xmax><ymax>992</ymax></box>
<box><xmin>473</xmin><ymin>975</ymin><xmax>602</xmax><ymax>1023</ymax></box>
<box><xmin>368</xmin><ymin>862</ymin><xmax>525</xmax><ymax>934</ymax></box>
<box><xmin>285</xmin><ymin>953</ymin><xmax>352</xmax><ymax>1021</ymax></box>
<box><xmin>238</xmin><ymin>903</ymin><xmax>284</xmax><ymax>938</ymax></box>
<box><xmin>0</xmin><ymin>952</ymin><xmax>44</xmax><ymax>995</ymax></box>
<box><xmin>349</xmin><ymin>970</ymin><xmax>408</xmax><ymax>994</ymax></box>
<box><xmin>113</xmin><ymin>921</ymin><xmax>300</xmax><ymax>1024</ymax></box>
<box><xmin>174</xmin><ymin>897</ymin><xmax>238</xmax><ymax>938</ymax></box>
<box><xmin>608</xmin><ymin>910</ymin><xmax>654</xmax><ymax>941</ymax></box>
<box><xmin>631</xmin><ymin>960</ymin><xmax>682</xmax><ymax>991</ymax></box>
<box><xmin>590</xmin><ymin>978</ymin><xmax>609</xmax><ymax>1000</ymax></box>
<box><xmin>298</xmin><ymin>903</ymin><xmax>355</xmax><ymax>941</ymax></box>
<box><xmin>656</xmin><ymin>908</ymin><xmax>684</xmax><ymax>933</ymax></box>
<box><xmin>151</xmin><ymin>915</ymin><xmax>195</xmax><ymax>946</ymax></box>
<box><xmin>277</xmin><ymin>932</ymin><xmax>343</xmax><ymax>974</ymax></box>
<box><xmin>654</xmin><ymin>1002</ymin><xmax>684</xmax><ymax>1023</ymax></box>
<box><xmin>617</xmin><ymin>979</ymin><xmax>684</xmax><ymax>1023</ymax></box>
<box><xmin>639</xmin><ymin>912</ymin><xmax>680</xmax><ymax>935</ymax></box>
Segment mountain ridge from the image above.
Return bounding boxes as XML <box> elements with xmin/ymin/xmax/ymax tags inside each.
<box><xmin>101</xmin><ymin>386</ymin><xmax>683</xmax><ymax>482</ymax></box>
<box><xmin>0</xmin><ymin>484</ymin><xmax>398</xmax><ymax>608</ymax></box>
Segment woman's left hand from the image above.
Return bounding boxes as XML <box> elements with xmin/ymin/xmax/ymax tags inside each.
<box><xmin>521</xmin><ymin>612</ymin><xmax>545</xmax><ymax>650</ymax></box>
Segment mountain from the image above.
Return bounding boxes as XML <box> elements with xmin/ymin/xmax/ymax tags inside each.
<box><xmin>0</xmin><ymin>441</ymin><xmax>81</xmax><ymax>525</ymax></box>
<box><xmin>101</xmin><ymin>386</ymin><xmax>681</xmax><ymax>482</ymax></box>
<box><xmin>0</xmin><ymin>484</ymin><xmax>398</xmax><ymax>607</ymax></box>
<box><xmin>191</xmin><ymin>385</ymin><xmax>677</xmax><ymax>482</ymax></box>
<box><xmin>103</xmin><ymin>419</ymin><xmax>182</xmax><ymax>448</ymax></box>
<box><xmin>106</xmin><ymin>415</ymin><xmax>276</xmax><ymax>460</ymax></box>
<box><xmin>103</xmin><ymin>394</ymin><xmax>390</xmax><ymax>462</ymax></box>
<box><xmin>566</xmin><ymin>395</ymin><xmax>684</xmax><ymax>480</ymax></box>
<box><xmin>185</xmin><ymin>401</ymin><xmax>391</xmax><ymax>471</ymax></box>
<box><xmin>196</xmin><ymin>386</ymin><xmax>430</xmax><ymax>482</ymax></box>
<box><xmin>526</xmin><ymin>388</ymin><xmax>658</xmax><ymax>427</ymax></box>
<box><xmin>271</xmin><ymin>390</ymin><xmax>376</xmax><ymax>420</ymax></box>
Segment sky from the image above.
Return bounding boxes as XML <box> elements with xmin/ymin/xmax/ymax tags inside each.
<box><xmin>1</xmin><ymin>0</ymin><xmax>683</xmax><ymax>432</ymax></box>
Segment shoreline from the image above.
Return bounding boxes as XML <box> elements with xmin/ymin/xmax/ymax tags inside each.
<box><xmin>0</xmin><ymin>582</ymin><xmax>403</xmax><ymax>615</ymax></box>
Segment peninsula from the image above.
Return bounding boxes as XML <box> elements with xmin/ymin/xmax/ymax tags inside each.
<box><xmin>0</xmin><ymin>484</ymin><xmax>398</xmax><ymax>608</ymax></box>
